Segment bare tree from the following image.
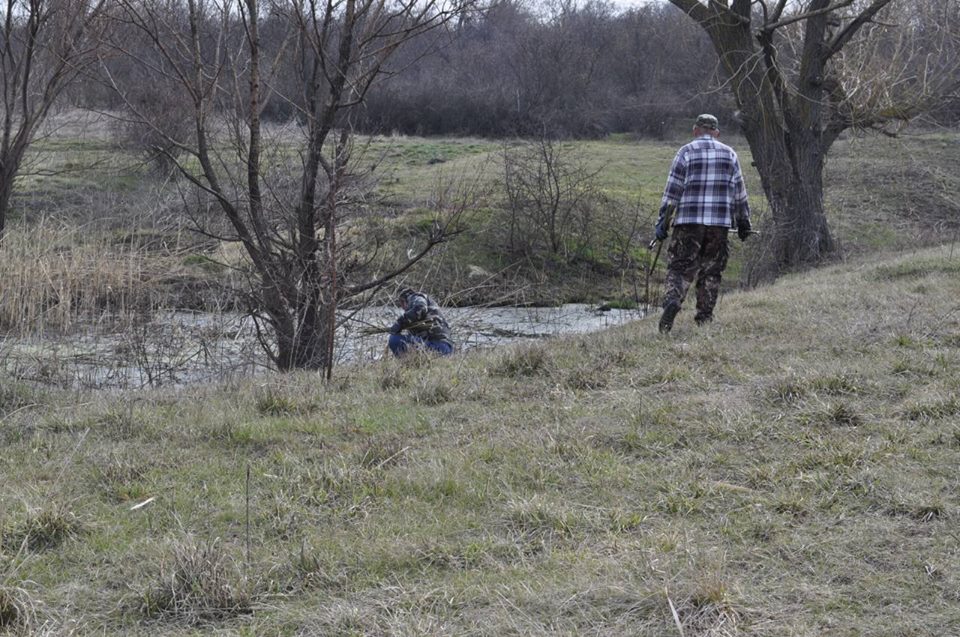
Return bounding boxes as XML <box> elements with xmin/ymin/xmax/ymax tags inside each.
<box><xmin>667</xmin><ymin>0</ymin><xmax>960</xmax><ymax>271</ymax></box>
<box><xmin>103</xmin><ymin>0</ymin><xmax>476</xmax><ymax>375</ymax></box>
<box><xmin>0</xmin><ymin>0</ymin><xmax>108</xmax><ymax>244</ymax></box>
<box><xmin>501</xmin><ymin>136</ymin><xmax>602</xmax><ymax>259</ymax></box>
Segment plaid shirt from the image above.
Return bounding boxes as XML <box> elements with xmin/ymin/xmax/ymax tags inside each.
<box><xmin>659</xmin><ymin>135</ymin><xmax>750</xmax><ymax>228</ymax></box>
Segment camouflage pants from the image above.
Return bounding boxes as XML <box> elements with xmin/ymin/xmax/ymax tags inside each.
<box><xmin>663</xmin><ymin>224</ymin><xmax>729</xmax><ymax>321</ymax></box>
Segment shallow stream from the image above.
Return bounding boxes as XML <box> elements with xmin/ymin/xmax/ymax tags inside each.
<box><xmin>0</xmin><ymin>304</ymin><xmax>644</xmax><ymax>389</ymax></box>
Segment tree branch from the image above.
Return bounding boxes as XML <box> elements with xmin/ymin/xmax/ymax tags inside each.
<box><xmin>827</xmin><ymin>0</ymin><xmax>896</xmax><ymax>59</ymax></box>
<box><xmin>761</xmin><ymin>0</ymin><xmax>857</xmax><ymax>33</ymax></box>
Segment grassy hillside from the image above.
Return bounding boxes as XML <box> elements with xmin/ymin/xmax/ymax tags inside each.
<box><xmin>2</xmin><ymin>244</ymin><xmax>959</xmax><ymax>635</ymax></box>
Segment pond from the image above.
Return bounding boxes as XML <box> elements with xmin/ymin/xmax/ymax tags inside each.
<box><xmin>0</xmin><ymin>304</ymin><xmax>645</xmax><ymax>390</ymax></box>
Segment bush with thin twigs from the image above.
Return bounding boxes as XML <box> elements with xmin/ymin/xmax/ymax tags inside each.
<box><xmin>499</xmin><ymin>137</ymin><xmax>605</xmax><ymax>262</ymax></box>
<box><xmin>111</xmin><ymin>82</ymin><xmax>194</xmax><ymax>179</ymax></box>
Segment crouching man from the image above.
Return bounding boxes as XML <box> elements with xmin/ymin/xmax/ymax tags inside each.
<box><xmin>388</xmin><ymin>288</ymin><xmax>455</xmax><ymax>357</ymax></box>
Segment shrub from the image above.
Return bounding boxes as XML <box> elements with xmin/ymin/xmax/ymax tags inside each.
<box><xmin>138</xmin><ymin>537</ymin><xmax>254</xmax><ymax>623</ymax></box>
<box><xmin>2</xmin><ymin>504</ymin><xmax>83</xmax><ymax>553</ymax></box>
<box><xmin>493</xmin><ymin>343</ymin><xmax>551</xmax><ymax>378</ymax></box>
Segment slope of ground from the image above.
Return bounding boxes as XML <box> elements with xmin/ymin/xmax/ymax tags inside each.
<box><xmin>2</xmin><ymin>244</ymin><xmax>958</xmax><ymax>635</ymax></box>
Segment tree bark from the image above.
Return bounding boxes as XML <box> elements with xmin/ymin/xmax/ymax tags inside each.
<box><xmin>703</xmin><ymin>6</ymin><xmax>835</xmax><ymax>270</ymax></box>
<box><xmin>740</xmin><ymin>108</ymin><xmax>834</xmax><ymax>268</ymax></box>
<box><xmin>0</xmin><ymin>166</ymin><xmax>13</xmax><ymax>242</ymax></box>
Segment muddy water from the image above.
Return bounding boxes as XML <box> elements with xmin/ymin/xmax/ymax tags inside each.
<box><xmin>0</xmin><ymin>304</ymin><xmax>644</xmax><ymax>389</ymax></box>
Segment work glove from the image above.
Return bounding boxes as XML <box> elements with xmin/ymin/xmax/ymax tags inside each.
<box><xmin>737</xmin><ymin>217</ymin><xmax>752</xmax><ymax>242</ymax></box>
<box><xmin>654</xmin><ymin>218</ymin><xmax>669</xmax><ymax>242</ymax></box>
<box><xmin>389</xmin><ymin>322</ymin><xmax>402</xmax><ymax>335</ymax></box>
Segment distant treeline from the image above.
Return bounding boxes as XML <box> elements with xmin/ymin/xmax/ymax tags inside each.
<box><xmin>352</xmin><ymin>0</ymin><xmax>960</xmax><ymax>138</ymax></box>
<box><xmin>82</xmin><ymin>0</ymin><xmax>958</xmax><ymax>140</ymax></box>
<box><xmin>352</xmin><ymin>1</ymin><xmax>728</xmax><ymax>138</ymax></box>
<box><xmin>80</xmin><ymin>1</ymin><xmax>731</xmax><ymax>139</ymax></box>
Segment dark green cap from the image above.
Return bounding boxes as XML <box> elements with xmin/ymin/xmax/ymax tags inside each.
<box><xmin>695</xmin><ymin>114</ymin><xmax>719</xmax><ymax>130</ymax></box>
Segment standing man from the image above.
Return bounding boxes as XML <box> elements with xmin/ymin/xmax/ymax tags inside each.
<box><xmin>388</xmin><ymin>288</ymin><xmax>455</xmax><ymax>357</ymax></box>
<box><xmin>654</xmin><ymin>114</ymin><xmax>752</xmax><ymax>333</ymax></box>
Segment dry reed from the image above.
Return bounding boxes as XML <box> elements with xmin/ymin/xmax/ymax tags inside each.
<box><xmin>0</xmin><ymin>218</ymin><xmax>169</xmax><ymax>335</ymax></box>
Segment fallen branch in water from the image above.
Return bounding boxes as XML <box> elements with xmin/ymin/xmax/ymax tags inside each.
<box><xmin>358</xmin><ymin>325</ymin><xmax>392</xmax><ymax>336</ymax></box>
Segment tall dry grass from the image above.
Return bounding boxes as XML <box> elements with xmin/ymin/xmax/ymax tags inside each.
<box><xmin>0</xmin><ymin>218</ymin><xmax>170</xmax><ymax>336</ymax></box>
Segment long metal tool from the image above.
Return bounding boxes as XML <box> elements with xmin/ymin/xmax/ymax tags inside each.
<box><xmin>643</xmin><ymin>236</ymin><xmax>666</xmax><ymax>315</ymax></box>
<box><xmin>643</xmin><ymin>205</ymin><xmax>675</xmax><ymax>314</ymax></box>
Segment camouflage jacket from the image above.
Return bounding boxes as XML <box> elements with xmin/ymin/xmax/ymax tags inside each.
<box><xmin>392</xmin><ymin>293</ymin><xmax>453</xmax><ymax>345</ymax></box>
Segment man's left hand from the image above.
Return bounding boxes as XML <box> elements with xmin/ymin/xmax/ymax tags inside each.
<box><xmin>737</xmin><ymin>218</ymin><xmax>752</xmax><ymax>241</ymax></box>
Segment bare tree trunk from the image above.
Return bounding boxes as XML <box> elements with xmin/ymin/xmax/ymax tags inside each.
<box><xmin>701</xmin><ymin>12</ymin><xmax>836</xmax><ymax>271</ymax></box>
<box><xmin>0</xmin><ymin>167</ymin><xmax>12</xmax><ymax>240</ymax></box>
<box><xmin>272</xmin><ymin>310</ymin><xmax>297</xmax><ymax>371</ymax></box>
<box><xmin>740</xmin><ymin>110</ymin><xmax>834</xmax><ymax>269</ymax></box>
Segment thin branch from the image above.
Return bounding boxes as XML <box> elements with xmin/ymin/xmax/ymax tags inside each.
<box><xmin>761</xmin><ymin>0</ymin><xmax>857</xmax><ymax>33</ymax></box>
<box><xmin>827</xmin><ymin>0</ymin><xmax>896</xmax><ymax>58</ymax></box>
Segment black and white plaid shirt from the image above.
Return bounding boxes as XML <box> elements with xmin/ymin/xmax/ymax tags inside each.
<box><xmin>659</xmin><ymin>135</ymin><xmax>750</xmax><ymax>227</ymax></box>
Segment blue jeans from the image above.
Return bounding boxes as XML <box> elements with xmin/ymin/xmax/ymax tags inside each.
<box><xmin>388</xmin><ymin>333</ymin><xmax>454</xmax><ymax>357</ymax></box>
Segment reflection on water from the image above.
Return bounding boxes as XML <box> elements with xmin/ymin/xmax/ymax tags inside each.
<box><xmin>0</xmin><ymin>304</ymin><xmax>644</xmax><ymax>389</ymax></box>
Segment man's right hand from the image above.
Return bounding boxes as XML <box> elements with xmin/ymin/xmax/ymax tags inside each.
<box><xmin>737</xmin><ymin>217</ymin><xmax>752</xmax><ymax>241</ymax></box>
<box><xmin>654</xmin><ymin>219</ymin><xmax>669</xmax><ymax>242</ymax></box>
